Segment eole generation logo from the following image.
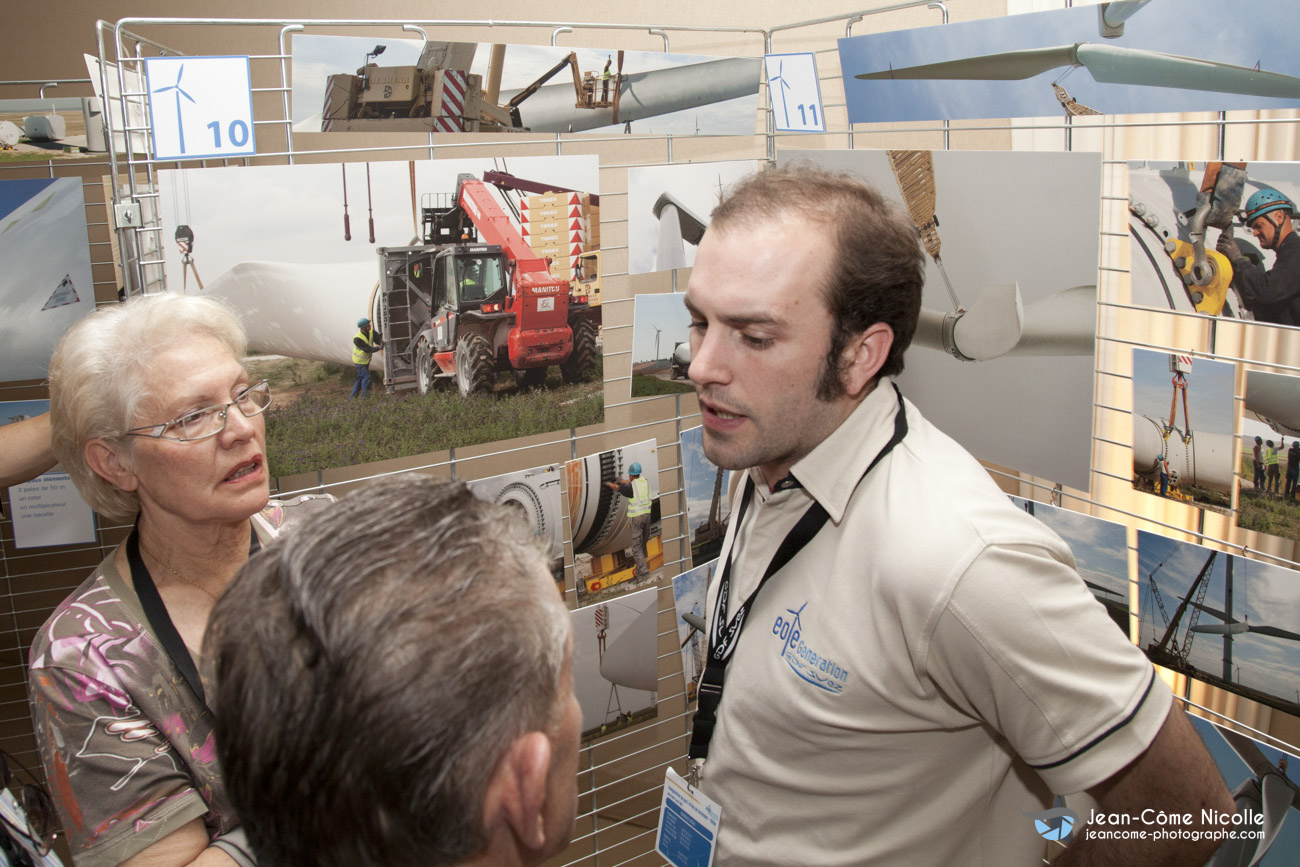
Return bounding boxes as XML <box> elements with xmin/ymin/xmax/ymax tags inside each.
<box><xmin>771</xmin><ymin>603</ymin><xmax>850</xmax><ymax>694</ymax></box>
<box><xmin>1024</xmin><ymin>807</ymin><xmax>1080</xmax><ymax>842</ymax></box>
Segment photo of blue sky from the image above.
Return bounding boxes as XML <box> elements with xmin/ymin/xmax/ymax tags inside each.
<box><xmin>1137</xmin><ymin>530</ymin><xmax>1300</xmax><ymax>713</ymax></box>
<box><xmin>839</xmin><ymin>0</ymin><xmax>1300</xmax><ymax>123</ymax></box>
<box><xmin>1132</xmin><ymin>349</ymin><xmax>1236</xmax><ymax>438</ymax></box>
<box><xmin>1009</xmin><ymin>496</ymin><xmax>1130</xmax><ymax>627</ymax></box>
<box><xmin>1187</xmin><ymin>714</ymin><xmax>1300</xmax><ymax>865</ymax></box>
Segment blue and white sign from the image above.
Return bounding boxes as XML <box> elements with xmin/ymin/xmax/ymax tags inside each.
<box><xmin>656</xmin><ymin>768</ymin><xmax>720</xmax><ymax>867</ymax></box>
<box><xmin>764</xmin><ymin>53</ymin><xmax>824</xmax><ymax>132</ymax></box>
<box><xmin>144</xmin><ymin>56</ymin><xmax>255</xmax><ymax>160</ymax></box>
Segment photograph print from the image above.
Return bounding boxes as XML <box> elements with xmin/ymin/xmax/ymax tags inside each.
<box><xmin>155</xmin><ymin>155</ymin><xmax>603</xmax><ymax>478</ymax></box>
<box><xmin>1130</xmin><ymin>348</ymin><xmax>1236</xmax><ymax>511</ymax></box>
<box><xmin>1137</xmin><ymin>530</ymin><xmax>1300</xmax><ymax>717</ymax></box>
<box><xmin>565</xmin><ymin>438</ymin><xmax>662</xmax><ymax>607</ymax></box>
<box><xmin>839</xmin><ymin>0</ymin><xmax>1300</xmax><ymax>124</ymax></box>
<box><xmin>629</xmin><ymin>293</ymin><xmax>694</xmax><ymax>399</ymax></box>
<box><xmin>291</xmin><ymin>33</ymin><xmax>761</xmax><ymax>137</ymax></box>
<box><xmin>571</xmin><ymin>586</ymin><xmax>660</xmax><ymax>742</ymax></box>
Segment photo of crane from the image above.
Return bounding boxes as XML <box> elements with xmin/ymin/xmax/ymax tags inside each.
<box><xmin>1237</xmin><ymin>370</ymin><xmax>1300</xmax><ymax>543</ymax></box>
<box><xmin>465</xmin><ymin>463</ymin><xmax>565</xmax><ymax>588</ymax></box>
<box><xmin>1131</xmin><ymin>348</ymin><xmax>1236</xmax><ymax>510</ymax></box>
<box><xmin>782</xmin><ymin>148</ymin><xmax>1099</xmax><ymax>492</ymax></box>
<box><xmin>1128</xmin><ymin>160</ymin><xmax>1300</xmax><ymax>328</ymax></box>
<box><xmin>566</xmin><ymin>438</ymin><xmax>663</xmax><ymax>606</ymax></box>
<box><xmin>291</xmin><ymin>33</ymin><xmax>761</xmax><ymax>136</ymax></box>
<box><xmin>155</xmin><ymin>155</ymin><xmax>603</xmax><ymax>478</ymax></box>
<box><xmin>1008</xmin><ymin>496</ymin><xmax>1131</xmax><ymax>636</ymax></box>
<box><xmin>0</xmin><ymin>177</ymin><xmax>93</xmax><ymax>385</ymax></box>
<box><xmin>838</xmin><ymin>0</ymin><xmax>1300</xmax><ymax>124</ymax></box>
<box><xmin>1137</xmin><ymin>530</ymin><xmax>1300</xmax><ymax>717</ymax></box>
<box><xmin>681</xmin><ymin>425</ymin><xmax>732</xmax><ymax>568</ymax></box>
<box><xmin>630</xmin><ymin>293</ymin><xmax>693</xmax><ymax>398</ymax></box>
<box><xmin>672</xmin><ymin>559</ymin><xmax>716</xmax><ymax>704</ymax></box>
<box><xmin>572</xmin><ymin>587</ymin><xmax>659</xmax><ymax>742</ymax></box>
<box><xmin>1188</xmin><ymin>714</ymin><xmax>1300</xmax><ymax>866</ymax></box>
<box><xmin>626</xmin><ymin>160</ymin><xmax>758</xmax><ymax>275</ymax></box>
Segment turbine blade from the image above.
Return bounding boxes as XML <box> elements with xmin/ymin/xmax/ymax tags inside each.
<box><xmin>1190</xmin><ymin>623</ymin><xmax>1247</xmax><ymax>635</ymax></box>
<box><xmin>1188</xmin><ymin>599</ymin><xmax>1235</xmax><ymax>623</ymax></box>
<box><xmin>1218</xmin><ymin>728</ymin><xmax>1271</xmax><ymax>773</ymax></box>
<box><xmin>856</xmin><ymin>44</ymin><xmax>1082</xmax><ymax>81</ymax></box>
<box><xmin>1248</xmin><ymin>625</ymin><xmax>1300</xmax><ymax>642</ymax></box>
<box><xmin>1077</xmin><ymin>43</ymin><xmax>1300</xmax><ymax>99</ymax></box>
<box><xmin>1249</xmin><ymin>774</ymin><xmax>1293</xmax><ymax>866</ymax></box>
<box><xmin>1084</xmin><ymin>580</ymin><xmax>1122</xmax><ymax>597</ymax></box>
<box><xmin>178</xmin><ymin>88</ymin><xmax>196</xmax><ymax>104</ymax></box>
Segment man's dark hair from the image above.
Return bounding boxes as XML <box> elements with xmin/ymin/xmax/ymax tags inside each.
<box><xmin>710</xmin><ymin>162</ymin><xmax>926</xmax><ymax>398</ymax></box>
<box><xmin>207</xmin><ymin>475</ymin><xmax>569</xmax><ymax>867</ymax></box>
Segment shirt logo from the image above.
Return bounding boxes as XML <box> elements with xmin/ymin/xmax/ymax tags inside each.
<box><xmin>771</xmin><ymin>602</ymin><xmax>849</xmax><ymax>694</ymax></box>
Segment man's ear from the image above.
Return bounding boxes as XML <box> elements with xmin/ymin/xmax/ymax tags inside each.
<box><xmin>840</xmin><ymin>322</ymin><xmax>895</xmax><ymax>398</ymax></box>
<box><xmin>85</xmin><ymin>438</ymin><xmax>139</xmax><ymax>493</ymax></box>
<box><xmin>481</xmin><ymin>731</ymin><xmax>553</xmax><ymax>853</ymax></box>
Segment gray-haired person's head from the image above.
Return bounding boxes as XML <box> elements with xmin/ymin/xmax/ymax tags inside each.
<box><xmin>47</xmin><ymin>293</ymin><xmax>246</xmax><ymax>519</ymax></box>
<box><xmin>208</xmin><ymin>474</ymin><xmax>572</xmax><ymax>867</ymax></box>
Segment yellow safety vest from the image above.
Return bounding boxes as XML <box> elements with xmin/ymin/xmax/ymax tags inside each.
<box><xmin>1266</xmin><ymin>447</ymin><xmax>1281</xmax><ymax>467</ymax></box>
<box><xmin>352</xmin><ymin>328</ymin><xmax>375</xmax><ymax>365</ymax></box>
<box><xmin>627</xmin><ymin>476</ymin><xmax>652</xmax><ymax>517</ymax></box>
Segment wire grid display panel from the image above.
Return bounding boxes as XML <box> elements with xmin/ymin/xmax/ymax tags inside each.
<box><xmin>1</xmin><ymin>3</ymin><xmax>1299</xmax><ymax>862</ymax></box>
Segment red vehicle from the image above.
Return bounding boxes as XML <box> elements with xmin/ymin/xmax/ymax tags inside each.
<box><xmin>378</xmin><ymin>173</ymin><xmax>599</xmax><ymax>396</ymax></box>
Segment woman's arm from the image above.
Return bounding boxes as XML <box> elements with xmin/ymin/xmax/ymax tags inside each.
<box><xmin>119</xmin><ymin>820</ymin><xmax>253</xmax><ymax>867</ymax></box>
<box><xmin>0</xmin><ymin>413</ymin><xmax>56</xmax><ymax>488</ymax></box>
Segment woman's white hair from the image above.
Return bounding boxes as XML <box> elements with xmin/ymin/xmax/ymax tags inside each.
<box><xmin>48</xmin><ymin>293</ymin><xmax>247</xmax><ymax>520</ymax></box>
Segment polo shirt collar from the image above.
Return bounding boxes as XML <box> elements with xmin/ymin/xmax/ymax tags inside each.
<box><xmin>777</xmin><ymin>376</ymin><xmax>904</xmax><ymax>523</ymax></box>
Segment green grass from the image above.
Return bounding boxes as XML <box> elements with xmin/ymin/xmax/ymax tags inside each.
<box><xmin>263</xmin><ymin>379</ymin><xmax>602</xmax><ymax>476</ymax></box>
<box><xmin>246</xmin><ymin>354</ymin><xmax>603</xmax><ymax>476</ymax></box>
<box><xmin>631</xmin><ymin>373</ymin><xmax>694</xmax><ymax>397</ymax></box>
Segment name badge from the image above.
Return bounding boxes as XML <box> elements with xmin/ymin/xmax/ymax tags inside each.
<box><xmin>655</xmin><ymin>767</ymin><xmax>721</xmax><ymax>867</ymax></box>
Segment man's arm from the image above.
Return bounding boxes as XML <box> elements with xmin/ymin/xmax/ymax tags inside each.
<box><xmin>1054</xmin><ymin>705</ymin><xmax>1233</xmax><ymax>866</ymax></box>
<box><xmin>1220</xmin><ymin>235</ymin><xmax>1300</xmax><ymax>309</ymax></box>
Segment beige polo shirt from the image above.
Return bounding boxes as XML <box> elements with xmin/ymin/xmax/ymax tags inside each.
<box><xmin>699</xmin><ymin>378</ymin><xmax>1170</xmax><ymax>866</ymax></box>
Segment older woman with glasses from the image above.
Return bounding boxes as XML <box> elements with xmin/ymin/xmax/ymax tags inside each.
<box><xmin>28</xmin><ymin>294</ymin><xmax>272</xmax><ymax>867</ymax></box>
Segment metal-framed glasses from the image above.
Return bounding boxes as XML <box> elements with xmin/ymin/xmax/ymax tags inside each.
<box><xmin>124</xmin><ymin>380</ymin><xmax>273</xmax><ymax>443</ymax></box>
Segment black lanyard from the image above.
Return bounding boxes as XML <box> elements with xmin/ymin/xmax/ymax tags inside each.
<box><xmin>688</xmin><ymin>383</ymin><xmax>908</xmax><ymax>761</ymax></box>
<box><xmin>126</xmin><ymin>522</ymin><xmax>260</xmax><ymax>709</ymax></box>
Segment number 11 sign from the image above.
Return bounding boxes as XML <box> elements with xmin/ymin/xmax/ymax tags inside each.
<box><xmin>764</xmin><ymin>53</ymin><xmax>825</xmax><ymax>133</ymax></box>
<box><xmin>143</xmin><ymin>55</ymin><xmax>256</xmax><ymax>160</ymax></box>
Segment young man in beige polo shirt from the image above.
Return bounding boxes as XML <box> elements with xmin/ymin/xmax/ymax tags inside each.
<box><xmin>683</xmin><ymin>164</ymin><xmax>1232</xmax><ymax>865</ymax></box>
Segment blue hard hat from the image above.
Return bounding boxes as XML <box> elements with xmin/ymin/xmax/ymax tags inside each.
<box><xmin>1243</xmin><ymin>189</ymin><xmax>1295</xmax><ymax>223</ymax></box>
<box><xmin>357</xmin><ymin>317</ymin><xmax>370</xmax><ymax>328</ymax></box>
<box><xmin>629</xmin><ymin>462</ymin><xmax>642</xmax><ymax>475</ymax></box>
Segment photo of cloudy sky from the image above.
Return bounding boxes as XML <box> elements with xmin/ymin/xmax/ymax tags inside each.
<box><xmin>1137</xmin><ymin>530</ymin><xmax>1300</xmax><ymax>713</ymax></box>
<box><xmin>839</xmin><ymin>0</ymin><xmax>1300</xmax><ymax>123</ymax></box>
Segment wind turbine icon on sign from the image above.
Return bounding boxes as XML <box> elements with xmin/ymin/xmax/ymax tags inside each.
<box><xmin>769</xmin><ymin>60</ymin><xmax>794</xmax><ymax>127</ymax></box>
<box><xmin>152</xmin><ymin>63</ymin><xmax>196</xmax><ymax>154</ymax></box>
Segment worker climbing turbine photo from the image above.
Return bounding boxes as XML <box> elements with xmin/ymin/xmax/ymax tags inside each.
<box><xmin>1130</xmin><ymin>349</ymin><xmax>1236</xmax><ymax>511</ymax></box>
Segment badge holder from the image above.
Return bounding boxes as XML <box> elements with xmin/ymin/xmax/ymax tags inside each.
<box><xmin>655</xmin><ymin>767</ymin><xmax>721</xmax><ymax>867</ymax></box>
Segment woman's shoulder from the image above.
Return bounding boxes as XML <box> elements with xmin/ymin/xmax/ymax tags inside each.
<box><xmin>30</xmin><ymin>545</ymin><xmax>147</xmax><ymax>673</ymax></box>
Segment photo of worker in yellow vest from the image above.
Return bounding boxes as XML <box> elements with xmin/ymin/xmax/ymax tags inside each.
<box><xmin>565</xmin><ymin>439</ymin><xmax>662</xmax><ymax>606</ymax></box>
<box><xmin>350</xmin><ymin>316</ymin><xmax>383</xmax><ymax>399</ymax></box>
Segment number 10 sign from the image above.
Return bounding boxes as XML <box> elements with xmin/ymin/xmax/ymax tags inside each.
<box><xmin>764</xmin><ymin>53</ymin><xmax>825</xmax><ymax>133</ymax></box>
<box><xmin>143</xmin><ymin>56</ymin><xmax>256</xmax><ymax>160</ymax></box>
